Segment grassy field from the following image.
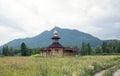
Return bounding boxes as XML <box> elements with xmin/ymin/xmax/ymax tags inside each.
<box><xmin>103</xmin><ymin>63</ymin><xmax>120</xmax><ymax>76</ymax></box>
<box><xmin>0</xmin><ymin>56</ymin><xmax>120</xmax><ymax>76</ymax></box>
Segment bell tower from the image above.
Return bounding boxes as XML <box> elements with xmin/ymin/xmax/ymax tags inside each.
<box><xmin>49</xmin><ymin>27</ymin><xmax>64</xmax><ymax>56</ymax></box>
<box><xmin>51</xmin><ymin>30</ymin><xmax>60</xmax><ymax>42</ymax></box>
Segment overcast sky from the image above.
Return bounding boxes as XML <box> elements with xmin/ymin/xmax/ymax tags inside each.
<box><xmin>0</xmin><ymin>0</ymin><xmax>120</xmax><ymax>45</ymax></box>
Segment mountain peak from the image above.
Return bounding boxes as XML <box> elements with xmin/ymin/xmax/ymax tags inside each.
<box><xmin>52</xmin><ymin>26</ymin><xmax>61</xmax><ymax>31</ymax></box>
<box><xmin>0</xmin><ymin>27</ymin><xmax>102</xmax><ymax>49</ymax></box>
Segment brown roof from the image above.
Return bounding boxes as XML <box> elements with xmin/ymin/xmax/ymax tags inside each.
<box><xmin>42</xmin><ymin>46</ymin><xmax>79</xmax><ymax>52</ymax></box>
<box><xmin>49</xmin><ymin>42</ymin><xmax>64</xmax><ymax>48</ymax></box>
<box><xmin>51</xmin><ymin>36</ymin><xmax>60</xmax><ymax>39</ymax></box>
<box><xmin>41</xmin><ymin>47</ymin><xmax>50</xmax><ymax>51</ymax></box>
<box><xmin>64</xmin><ymin>47</ymin><xmax>79</xmax><ymax>52</ymax></box>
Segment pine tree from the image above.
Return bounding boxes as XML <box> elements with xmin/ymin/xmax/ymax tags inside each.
<box><xmin>80</xmin><ymin>42</ymin><xmax>92</xmax><ymax>55</ymax></box>
<box><xmin>102</xmin><ymin>41</ymin><xmax>107</xmax><ymax>53</ymax></box>
<box><xmin>117</xmin><ymin>41</ymin><xmax>120</xmax><ymax>53</ymax></box>
<box><xmin>87</xmin><ymin>43</ymin><xmax>92</xmax><ymax>55</ymax></box>
<box><xmin>9</xmin><ymin>47</ymin><xmax>14</xmax><ymax>56</ymax></box>
<box><xmin>2</xmin><ymin>45</ymin><xmax>9</xmax><ymax>56</ymax></box>
<box><xmin>21</xmin><ymin>42</ymin><xmax>27</xmax><ymax>56</ymax></box>
<box><xmin>80</xmin><ymin>42</ymin><xmax>85</xmax><ymax>55</ymax></box>
<box><xmin>2</xmin><ymin>46</ymin><xmax>5</xmax><ymax>55</ymax></box>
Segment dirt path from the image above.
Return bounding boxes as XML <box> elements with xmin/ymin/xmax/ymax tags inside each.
<box><xmin>93</xmin><ymin>69</ymin><xmax>108</xmax><ymax>76</ymax></box>
<box><xmin>94</xmin><ymin>66</ymin><xmax>115</xmax><ymax>76</ymax></box>
<box><xmin>113</xmin><ymin>69</ymin><xmax>120</xmax><ymax>76</ymax></box>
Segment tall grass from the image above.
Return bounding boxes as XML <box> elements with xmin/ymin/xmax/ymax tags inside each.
<box><xmin>103</xmin><ymin>64</ymin><xmax>120</xmax><ymax>76</ymax></box>
<box><xmin>0</xmin><ymin>56</ymin><xmax>120</xmax><ymax>76</ymax></box>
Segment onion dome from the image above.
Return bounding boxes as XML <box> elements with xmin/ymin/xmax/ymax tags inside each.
<box><xmin>54</xmin><ymin>30</ymin><xmax>58</xmax><ymax>36</ymax></box>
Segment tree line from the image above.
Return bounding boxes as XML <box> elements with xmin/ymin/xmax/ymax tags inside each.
<box><xmin>1</xmin><ymin>40</ymin><xmax>120</xmax><ymax>56</ymax></box>
<box><xmin>78</xmin><ymin>40</ymin><xmax>120</xmax><ymax>55</ymax></box>
<box><xmin>2</xmin><ymin>42</ymin><xmax>41</xmax><ymax>56</ymax></box>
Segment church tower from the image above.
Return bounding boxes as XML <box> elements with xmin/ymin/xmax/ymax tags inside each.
<box><xmin>51</xmin><ymin>30</ymin><xmax>60</xmax><ymax>42</ymax></box>
<box><xmin>49</xmin><ymin>29</ymin><xmax>64</xmax><ymax>56</ymax></box>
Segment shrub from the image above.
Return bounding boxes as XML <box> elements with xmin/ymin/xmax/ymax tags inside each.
<box><xmin>31</xmin><ymin>54</ymin><xmax>42</xmax><ymax>57</ymax></box>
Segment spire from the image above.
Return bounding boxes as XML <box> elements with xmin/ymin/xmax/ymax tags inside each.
<box><xmin>53</xmin><ymin>25</ymin><xmax>58</xmax><ymax>36</ymax></box>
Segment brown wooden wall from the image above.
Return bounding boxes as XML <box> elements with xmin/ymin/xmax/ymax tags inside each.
<box><xmin>42</xmin><ymin>49</ymin><xmax>76</xmax><ymax>56</ymax></box>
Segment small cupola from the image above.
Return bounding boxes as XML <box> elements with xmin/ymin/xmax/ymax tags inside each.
<box><xmin>54</xmin><ymin>30</ymin><xmax>58</xmax><ymax>36</ymax></box>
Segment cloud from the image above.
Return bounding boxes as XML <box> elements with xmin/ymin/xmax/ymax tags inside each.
<box><xmin>89</xmin><ymin>16</ymin><xmax>120</xmax><ymax>39</ymax></box>
<box><xmin>0</xmin><ymin>25</ymin><xmax>27</xmax><ymax>45</ymax></box>
<box><xmin>0</xmin><ymin>0</ymin><xmax>120</xmax><ymax>45</ymax></box>
<box><xmin>0</xmin><ymin>14</ymin><xmax>24</xmax><ymax>32</ymax></box>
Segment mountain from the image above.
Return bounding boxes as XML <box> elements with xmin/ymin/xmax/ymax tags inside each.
<box><xmin>0</xmin><ymin>27</ymin><xmax>103</xmax><ymax>50</ymax></box>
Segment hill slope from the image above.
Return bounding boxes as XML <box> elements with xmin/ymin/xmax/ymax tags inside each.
<box><xmin>1</xmin><ymin>27</ymin><xmax>102</xmax><ymax>49</ymax></box>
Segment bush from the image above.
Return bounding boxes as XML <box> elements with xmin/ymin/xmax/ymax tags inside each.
<box><xmin>31</xmin><ymin>54</ymin><xmax>42</xmax><ymax>57</ymax></box>
<box><xmin>92</xmin><ymin>61</ymin><xmax>104</xmax><ymax>72</ymax></box>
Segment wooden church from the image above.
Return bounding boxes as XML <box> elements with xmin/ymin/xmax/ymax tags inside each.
<box><xmin>41</xmin><ymin>29</ymin><xmax>78</xmax><ymax>56</ymax></box>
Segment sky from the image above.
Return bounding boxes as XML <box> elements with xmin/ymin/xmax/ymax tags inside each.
<box><xmin>0</xmin><ymin>0</ymin><xmax>120</xmax><ymax>45</ymax></box>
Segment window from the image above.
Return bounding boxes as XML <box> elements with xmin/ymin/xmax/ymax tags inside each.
<box><xmin>55</xmin><ymin>49</ymin><xmax>58</xmax><ymax>52</ymax></box>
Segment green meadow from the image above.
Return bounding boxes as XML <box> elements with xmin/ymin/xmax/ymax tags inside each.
<box><xmin>0</xmin><ymin>56</ymin><xmax>120</xmax><ymax>76</ymax></box>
